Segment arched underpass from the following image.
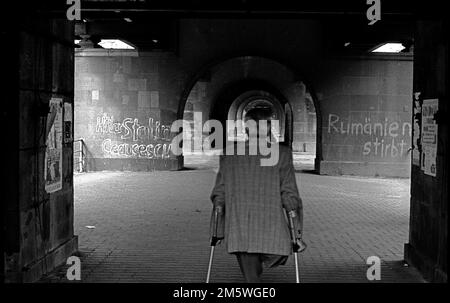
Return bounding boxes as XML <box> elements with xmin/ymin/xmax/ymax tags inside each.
<box><xmin>46</xmin><ymin>54</ymin><xmax>423</xmax><ymax>282</ymax></box>
<box><xmin>182</xmin><ymin>56</ymin><xmax>317</xmax><ymax>171</ymax></box>
<box><xmin>5</xmin><ymin>3</ymin><xmax>447</xmax><ymax>284</ymax></box>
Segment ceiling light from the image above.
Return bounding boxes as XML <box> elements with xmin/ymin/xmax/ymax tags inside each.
<box><xmin>371</xmin><ymin>43</ymin><xmax>405</xmax><ymax>53</ymax></box>
<box><xmin>124</xmin><ymin>18</ymin><xmax>132</xmax><ymax>22</ymax></box>
<box><xmin>344</xmin><ymin>42</ymin><xmax>350</xmax><ymax>47</ymax></box>
<box><xmin>98</xmin><ymin>39</ymin><xmax>135</xmax><ymax>50</ymax></box>
<box><xmin>74</xmin><ymin>40</ymin><xmax>81</xmax><ymax>45</ymax></box>
<box><xmin>152</xmin><ymin>39</ymin><xmax>158</xmax><ymax>43</ymax></box>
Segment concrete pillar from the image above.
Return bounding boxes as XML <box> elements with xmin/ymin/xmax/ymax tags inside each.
<box><xmin>3</xmin><ymin>17</ymin><xmax>78</xmax><ymax>282</ymax></box>
<box><xmin>405</xmin><ymin>19</ymin><xmax>448</xmax><ymax>282</ymax></box>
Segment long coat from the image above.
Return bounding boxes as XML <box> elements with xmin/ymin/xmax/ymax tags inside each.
<box><xmin>210</xmin><ymin>143</ymin><xmax>302</xmax><ymax>256</ymax></box>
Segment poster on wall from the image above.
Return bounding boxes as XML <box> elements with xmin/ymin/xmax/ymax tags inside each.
<box><xmin>422</xmin><ymin>145</ymin><xmax>437</xmax><ymax>176</ymax></box>
<box><xmin>45</xmin><ymin>97</ymin><xmax>63</xmax><ymax>193</ymax></box>
<box><xmin>421</xmin><ymin>98</ymin><xmax>439</xmax><ymax>177</ymax></box>
<box><xmin>412</xmin><ymin>92</ymin><xmax>422</xmax><ymax>166</ymax></box>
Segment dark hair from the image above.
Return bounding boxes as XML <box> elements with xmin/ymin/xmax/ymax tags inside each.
<box><xmin>244</xmin><ymin>107</ymin><xmax>273</xmax><ymax>122</ymax></box>
<box><xmin>244</xmin><ymin>107</ymin><xmax>274</xmax><ymax>139</ymax></box>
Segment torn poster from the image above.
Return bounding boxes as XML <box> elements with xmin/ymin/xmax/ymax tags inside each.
<box><xmin>422</xmin><ymin>145</ymin><xmax>437</xmax><ymax>177</ymax></box>
<box><xmin>45</xmin><ymin>97</ymin><xmax>63</xmax><ymax>193</ymax></box>
<box><xmin>412</xmin><ymin>92</ymin><xmax>422</xmax><ymax>166</ymax></box>
<box><xmin>421</xmin><ymin>98</ymin><xmax>438</xmax><ymax>176</ymax></box>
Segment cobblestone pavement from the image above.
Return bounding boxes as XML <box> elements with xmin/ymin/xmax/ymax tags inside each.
<box><xmin>40</xmin><ymin>167</ymin><xmax>425</xmax><ymax>283</ymax></box>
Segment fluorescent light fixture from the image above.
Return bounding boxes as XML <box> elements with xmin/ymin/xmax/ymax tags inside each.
<box><xmin>152</xmin><ymin>39</ymin><xmax>158</xmax><ymax>43</ymax></box>
<box><xmin>98</xmin><ymin>39</ymin><xmax>135</xmax><ymax>49</ymax></box>
<box><xmin>124</xmin><ymin>18</ymin><xmax>132</xmax><ymax>22</ymax></box>
<box><xmin>371</xmin><ymin>43</ymin><xmax>405</xmax><ymax>53</ymax></box>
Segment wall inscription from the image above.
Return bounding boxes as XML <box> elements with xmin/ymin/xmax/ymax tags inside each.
<box><xmin>95</xmin><ymin>113</ymin><xmax>172</xmax><ymax>159</ymax></box>
<box><xmin>328</xmin><ymin>113</ymin><xmax>411</xmax><ymax>159</ymax></box>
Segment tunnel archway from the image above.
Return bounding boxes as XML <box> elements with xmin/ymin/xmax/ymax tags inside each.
<box><xmin>209</xmin><ymin>79</ymin><xmax>291</xmax><ymax>144</ymax></box>
<box><xmin>227</xmin><ymin>89</ymin><xmax>287</xmax><ymax>142</ymax></box>
<box><xmin>179</xmin><ymin>56</ymin><xmax>320</xmax><ymax>170</ymax></box>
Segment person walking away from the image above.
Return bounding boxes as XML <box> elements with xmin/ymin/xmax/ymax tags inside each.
<box><xmin>210</xmin><ymin>107</ymin><xmax>306</xmax><ymax>283</ymax></box>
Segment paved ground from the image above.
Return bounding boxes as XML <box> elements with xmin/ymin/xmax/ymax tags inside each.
<box><xmin>40</xmin><ymin>163</ymin><xmax>425</xmax><ymax>283</ymax></box>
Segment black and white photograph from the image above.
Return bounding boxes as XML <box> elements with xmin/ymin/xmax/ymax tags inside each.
<box><xmin>1</xmin><ymin>0</ymin><xmax>447</xmax><ymax>297</ymax></box>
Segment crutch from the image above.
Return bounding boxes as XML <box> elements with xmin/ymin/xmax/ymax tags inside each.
<box><xmin>206</xmin><ymin>206</ymin><xmax>223</xmax><ymax>283</ymax></box>
<box><xmin>286</xmin><ymin>210</ymin><xmax>301</xmax><ymax>283</ymax></box>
